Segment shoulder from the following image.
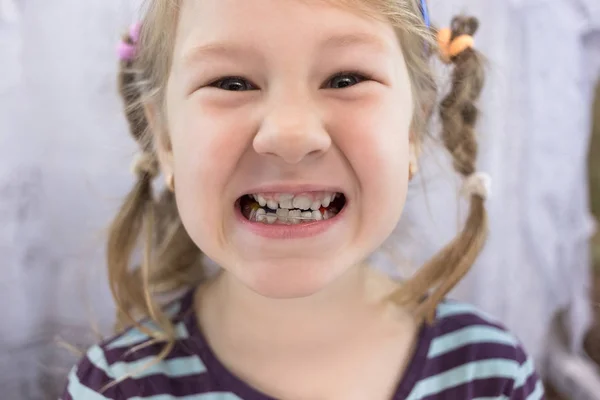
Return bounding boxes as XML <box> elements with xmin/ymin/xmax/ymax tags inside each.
<box><xmin>60</xmin><ymin>293</ymin><xmax>213</xmax><ymax>399</ymax></box>
<box><xmin>413</xmin><ymin>301</ymin><xmax>545</xmax><ymax>399</ymax></box>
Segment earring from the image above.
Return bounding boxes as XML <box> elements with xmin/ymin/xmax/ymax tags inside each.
<box><xmin>408</xmin><ymin>140</ymin><xmax>420</xmax><ymax>182</ymax></box>
<box><xmin>166</xmin><ymin>174</ymin><xmax>175</xmax><ymax>192</ymax></box>
<box><xmin>408</xmin><ymin>163</ymin><xmax>418</xmax><ymax>181</ymax></box>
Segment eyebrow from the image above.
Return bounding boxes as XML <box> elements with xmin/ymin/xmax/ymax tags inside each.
<box><xmin>320</xmin><ymin>32</ymin><xmax>391</xmax><ymax>52</ymax></box>
<box><xmin>181</xmin><ymin>43</ymin><xmax>255</xmax><ymax>68</ymax></box>
<box><xmin>180</xmin><ymin>32</ymin><xmax>390</xmax><ymax>68</ymax></box>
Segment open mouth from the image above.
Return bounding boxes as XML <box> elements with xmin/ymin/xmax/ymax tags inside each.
<box><xmin>237</xmin><ymin>192</ymin><xmax>347</xmax><ymax>225</ymax></box>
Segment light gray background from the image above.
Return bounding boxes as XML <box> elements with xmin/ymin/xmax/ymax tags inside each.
<box><xmin>1</xmin><ymin>0</ymin><xmax>599</xmax><ymax>398</ymax></box>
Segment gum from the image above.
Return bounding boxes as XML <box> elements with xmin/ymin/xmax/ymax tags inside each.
<box><xmin>251</xmin><ymin>192</ymin><xmax>336</xmax><ymax>202</ymax></box>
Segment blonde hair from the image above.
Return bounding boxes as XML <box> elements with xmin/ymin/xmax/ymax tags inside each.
<box><xmin>109</xmin><ymin>0</ymin><xmax>487</xmax><ymax>351</ymax></box>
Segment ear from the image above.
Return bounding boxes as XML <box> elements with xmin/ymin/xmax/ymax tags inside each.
<box><xmin>144</xmin><ymin>103</ymin><xmax>174</xmax><ymax>180</ymax></box>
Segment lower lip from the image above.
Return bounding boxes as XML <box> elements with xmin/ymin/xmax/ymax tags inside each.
<box><xmin>234</xmin><ymin>202</ymin><xmax>348</xmax><ymax>239</ymax></box>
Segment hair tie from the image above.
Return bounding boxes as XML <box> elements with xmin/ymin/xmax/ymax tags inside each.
<box><xmin>461</xmin><ymin>172</ymin><xmax>491</xmax><ymax>200</ymax></box>
<box><xmin>131</xmin><ymin>152</ymin><xmax>159</xmax><ymax>179</ymax></box>
<box><xmin>117</xmin><ymin>42</ymin><xmax>137</xmax><ymax>62</ymax></box>
<box><xmin>117</xmin><ymin>22</ymin><xmax>142</xmax><ymax>62</ymax></box>
<box><xmin>437</xmin><ymin>28</ymin><xmax>475</xmax><ymax>64</ymax></box>
<box><xmin>129</xmin><ymin>22</ymin><xmax>142</xmax><ymax>43</ymax></box>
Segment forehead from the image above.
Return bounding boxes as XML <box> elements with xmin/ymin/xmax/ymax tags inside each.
<box><xmin>174</xmin><ymin>0</ymin><xmax>400</xmax><ymax>63</ymax></box>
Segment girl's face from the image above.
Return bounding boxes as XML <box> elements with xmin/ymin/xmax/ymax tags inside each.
<box><xmin>159</xmin><ymin>0</ymin><xmax>415</xmax><ymax>298</ymax></box>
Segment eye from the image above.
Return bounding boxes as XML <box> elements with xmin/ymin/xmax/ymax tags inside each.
<box><xmin>325</xmin><ymin>72</ymin><xmax>369</xmax><ymax>89</ymax></box>
<box><xmin>210</xmin><ymin>77</ymin><xmax>257</xmax><ymax>91</ymax></box>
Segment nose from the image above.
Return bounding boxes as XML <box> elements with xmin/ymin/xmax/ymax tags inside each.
<box><xmin>253</xmin><ymin>94</ymin><xmax>331</xmax><ymax>164</ymax></box>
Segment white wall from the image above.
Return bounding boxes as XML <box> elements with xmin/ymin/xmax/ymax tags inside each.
<box><xmin>0</xmin><ymin>1</ymin><xmax>139</xmax><ymax>397</ymax></box>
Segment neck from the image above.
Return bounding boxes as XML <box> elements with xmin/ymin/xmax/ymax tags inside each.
<box><xmin>197</xmin><ymin>264</ymin><xmax>400</xmax><ymax>351</ymax></box>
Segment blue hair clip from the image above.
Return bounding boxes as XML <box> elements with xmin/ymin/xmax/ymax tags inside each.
<box><xmin>419</xmin><ymin>0</ymin><xmax>432</xmax><ymax>54</ymax></box>
<box><xmin>420</xmin><ymin>0</ymin><xmax>431</xmax><ymax>28</ymax></box>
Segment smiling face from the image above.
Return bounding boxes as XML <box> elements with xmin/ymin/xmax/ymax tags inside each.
<box><xmin>155</xmin><ymin>0</ymin><xmax>416</xmax><ymax>298</ymax></box>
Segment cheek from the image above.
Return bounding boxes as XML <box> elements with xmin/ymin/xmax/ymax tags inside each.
<box><xmin>167</xmin><ymin>103</ymin><xmax>255</xmax><ymax>243</ymax></box>
<box><xmin>331</xmin><ymin>94</ymin><xmax>411</xmax><ymax>198</ymax></box>
<box><xmin>170</xmin><ymin>104</ymin><xmax>251</xmax><ymax>195</ymax></box>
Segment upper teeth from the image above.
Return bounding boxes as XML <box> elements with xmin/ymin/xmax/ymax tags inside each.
<box><xmin>292</xmin><ymin>196</ymin><xmax>312</xmax><ymax>210</ymax></box>
<box><xmin>257</xmin><ymin>196</ymin><xmax>267</xmax><ymax>207</ymax></box>
<box><xmin>252</xmin><ymin>192</ymin><xmax>340</xmax><ymax>211</ymax></box>
<box><xmin>267</xmin><ymin>199</ymin><xmax>278</xmax><ymax>210</ymax></box>
<box><xmin>279</xmin><ymin>194</ymin><xmax>294</xmax><ymax>209</ymax></box>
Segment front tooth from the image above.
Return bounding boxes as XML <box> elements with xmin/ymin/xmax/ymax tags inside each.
<box><xmin>266</xmin><ymin>213</ymin><xmax>277</xmax><ymax>224</ymax></box>
<box><xmin>312</xmin><ymin>210</ymin><xmax>323</xmax><ymax>221</ymax></box>
<box><xmin>301</xmin><ymin>211</ymin><xmax>313</xmax><ymax>220</ymax></box>
<box><xmin>279</xmin><ymin>193</ymin><xmax>294</xmax><ymax>209</ymax></box>
<box><xmin>276</xmin><ymin>208</ymin><xmax>289</xmax><ymax>222</ymax></box>
<box><xmin>256</xmin><ymin>194</ymin><xmax>267</xmax><ymax>207</ymax></box>
<box><xmin>267</xmin><ymin>199</ymin><xmax>278</xmax><ymax>210</ymax></box>
<box><xmin>322</xmin><ymin>193</ymin><xmax>332</xmax><ymax>208</ymax></box>
<box><xmin>293</xmin><ymin>195</ymin><xmax>312</xmax><ymax>210</ymax></box>
<box><xmin>288</xmin><ymin>210</ymin><xmax>301</xmax><ymax>224</ymax></box>
<box><xmin>311</xmin><ymin>201</ymin><xmax>321</xmax><ymax>211</ymax></box>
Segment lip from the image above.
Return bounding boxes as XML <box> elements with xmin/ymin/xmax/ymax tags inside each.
<box><xmin>235</xmin><ymin>184</ymin><xmax>346</xmax><ymax>199</ymax></box>
<box><xmin>234</xmin><ymin>196</ymin><xmax>349</xmax><ymax>240</ymax></box>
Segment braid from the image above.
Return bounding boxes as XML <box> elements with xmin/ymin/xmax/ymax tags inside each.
<box><xmin>117</xmin><ymin>30</ymin><xmax>148</xmax><ymax>147</ymax></box>
<box><xmin>440</xmin><ymin>17</ymin><xmax>484</xmax><ymax>177</ymax></box>
<box><xmin>391</xmin><ymin>15</ymin><xmax>489</xmax><ymax>323</ymax></box>
<box><xmin>108</xmin><ymin>23</ymin><xmax>204</xmax><ymax>337</ymax></box>
<box><xmin>109</xmin><ymin>26</ymin><xmax>160</xmax><ymax>333</ymax></box>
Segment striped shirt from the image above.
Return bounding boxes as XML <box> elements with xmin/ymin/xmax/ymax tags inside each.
<box><xmin>62</xmin><ymin>290</ymin><xmax>545</xmax><ymax>399</ymax></box>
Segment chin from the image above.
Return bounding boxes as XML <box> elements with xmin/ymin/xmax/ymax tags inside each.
<box><xmin>240</xmin><ymin>258</ymin><xmax>347</xmax><ymax>299</ymax></box>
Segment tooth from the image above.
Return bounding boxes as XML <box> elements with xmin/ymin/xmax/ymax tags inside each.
<box><xmin>288</xmin><ymin>210</ymin><xmax>301</xmax><ymax>224</ymax></box>
<box><xmin>279</xmin><ymin>193</ymin><xmax>294</xmax><ymax>209</ymax></box>
<box><xmin>322</xmin><ymin>193</ymin><xmax>332</xmax><ymax>208</ymax></box>
<box><xmin>301</xmin><ymin>211</ymin><xmax>313</xmax><ymax>220</ymax></box>
<box><xmin>293</xmin><ymin>195</ymin><xmax>312</xmax><ymax>210</ymax></box>
<box><xmin>311</xmin><ymin>201</ymin><xmax>321</xmax><ymax>211</ymax></box>
<box><xmin>256</xmin><ymin>209</ymin><xmax>266</xmax><ymax>222</ymax></box>
<box><xmin>256</xmin><ymin>195</ymin><xmax>267</xmax><ymax>207</ymax></box>
<box><xmin>267</xmin><ymin>199</ymin><xmax>278</xmax><ymax>210</ymax></box>
<box><xmin>276</xmin><ymin>208</ymin><xmax>289</xmax><ymax>222</ymax></box>
<box><xmin>279</xmin><ymin>199</ymin><xmax>293</xmax><ymax>209</ymax></box>
<box><xmin>252</xmin><ymin>194</ymin><xmax>258</xmax><ymax>201</ymax></box>
<box><xmin>332</xmin><ymin>193</ymin><xmax>338</xmax><ymax>201</ymax></box>
<box><xmin>312</xmin><ymin>210</ymin><xmax>323</xmax><ymax>221</ymax></box>
<box><xmin>323</xmin><ymin>210</ymin><xmax>333</xmax><ymax>220</ymax></box>
<box><xmin>266</xmin><ymin>213</ymin><xmax>277</xmax><ymax>224</ymax></box>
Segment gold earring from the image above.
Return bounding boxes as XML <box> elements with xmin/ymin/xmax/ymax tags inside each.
<box><xmin>408</xmin><ymin>140</ymin><xmax>420</xmax><ymax>182</ymax></box>
<box><xmin>409</xmin><ymin>163</ymin><xmax>417</xmax><ymax>181</ymax></box>
<box><xmin>167</xmin><ymin>174</ymin><xmax>175</xmax><ymax>192</ymax></box>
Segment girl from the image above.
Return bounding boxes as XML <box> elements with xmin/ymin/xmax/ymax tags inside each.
<box><xmin>63</xmin><ymin>0</ymin><xmax>544</xmax><ymax>398</ymax></box>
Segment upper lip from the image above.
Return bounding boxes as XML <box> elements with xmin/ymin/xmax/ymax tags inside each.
<box><xmin>236</xmin><ymin>184</ymin><xmax>346</xmax><ymax>199</ymax></box>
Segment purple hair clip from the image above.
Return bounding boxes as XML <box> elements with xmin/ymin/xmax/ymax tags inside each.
<box><xmin>117</xmin><ymin>22</ymin><xmax>142</xmax><ymax>62</ymax></box>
